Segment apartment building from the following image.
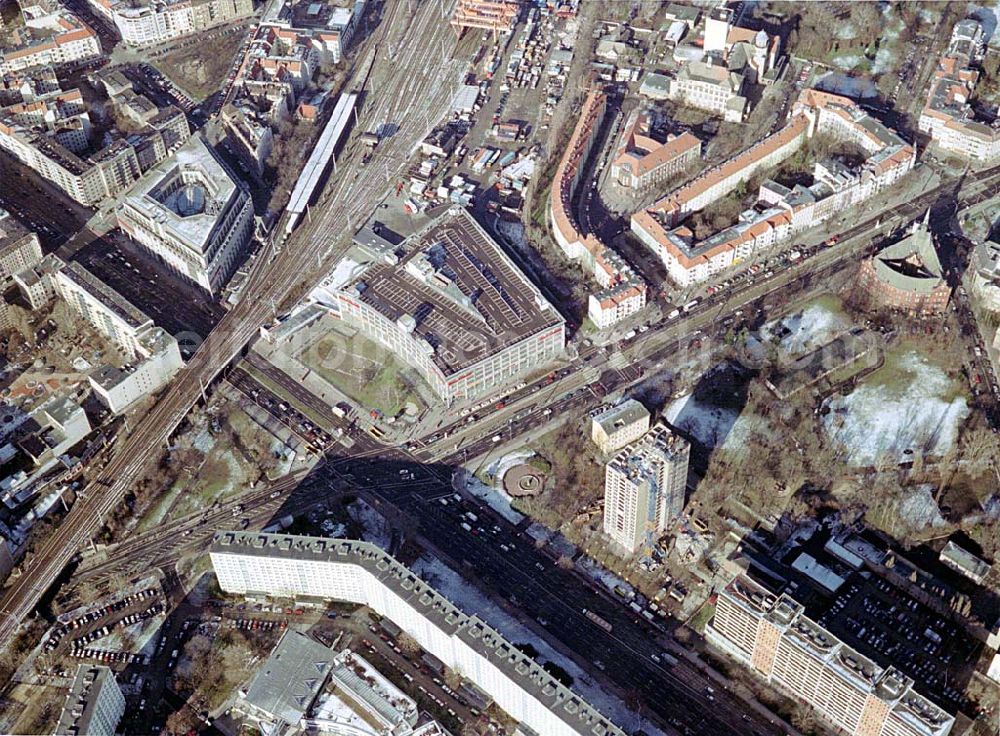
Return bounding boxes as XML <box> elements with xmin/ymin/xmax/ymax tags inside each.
<box><xmin>0</xmin><ymin>9</ymin><xmax>100</xmax><ymax>74</ymax></box>
<box><xmin>0</xmin><ymin>209</ymin><xmax>43</xmax><ymax>330</ymax></box>
<box><xmin>856</xmin><ymin>214</ymin><xmax>950</xmax><ymax>316</ymax></box>
<box><xmin>328</xmin><ymin>207</ymin><xmax>564</xmax><ymax>405</ymax></box>
<box><xmin>632</xmin><ymin>90</ymin><xmax>914</xmax><ymax>286</ymax></box>
<box><xmin>55</xmin><ymin>665</ymin><xmax>126</xmax><ymax>736</ymax></box>
<box><xmin>220</xmin><ymin>103</ymin><xmax>273</xmax><ymax>174</ymax></box>
<box><xmin>604</xmin><ymin>422</ymin><xmax>690</xmax><ymax>554</ymax></box>
<box><xmin>117</xmin><ymin>134</ymin><xmax>254</xmax><ymax>295</ymax></box>
<box><xmin>669</xmin><ymin>60</ymin><xmax>747</xmax><ymax>122</ymax></box>
<box><xmin>919</xmin><ymin>19</ymin><xmax>1000</xmax><ymax>163</ymax></box>
<box><xmin>92</xmin><ymin>0</ymin><xmax>253</xmax><ymax>46</ymax></box>
<box><xmin>548</xmin><ymin>89</ymin><xmax>647</xmax><ymax>328</ymax></box>
<box><xmin>0</xmin><ymin>211</ymin><xmax>42</xmax><ymax>280</ymax></box>
<box><xmin>0</xmin><ymin>392</ymin><xmax>91</xmax><ymax>503</ymax></box>
<box><xmin>210</xmin><ymin>531</ymin><xmax>627</xmax><ymax>736</ymax></box>
<box><xmin>611</xmin><ymin>110</ymin><xmax>701</xmax><ymax>190</ymax></box>
<box><xmin>708</xmin><ymin>576</ymin><xmax>954</xmax><ymax>736</ymax></box>
<box><xmin>0</xmin><ymin>116</ymin><xmax>143</xmax><ymax>205</ymax></box>
<box><xmin>15</xmin><ymin>256</ymin><xmax>183</xmax><ymax>413</ymax></box>
<box><xmin>590</xmin><ymin>398</ymin><xmax>650</xmax><ymax>454</ymax></box>
<box><xmin>970</xmin><ymin>238</ymin><xmax>1000</xmax><ymax>311</ymax></box>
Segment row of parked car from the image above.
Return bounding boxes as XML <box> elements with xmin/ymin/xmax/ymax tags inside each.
<box><xmin>46</xmin><ymin>589</ymin><xmax>160</xmax><ymax>652</ymax></box>
<box><xmin>70</xmin><ymin>603</ymin><xmax>166</xmax><ymax>649</ymax></box>
<box><xmin>69</xmin><ymin>647</ymin><xmax>149</xmax><ymax>666</ymax></box>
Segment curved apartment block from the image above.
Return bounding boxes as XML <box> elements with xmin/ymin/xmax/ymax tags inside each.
<box><xmin>547</xmin><ymin>89</ymin><xmax>647</xmax><ymax>329</ymax></box>
<box><xmin>210</xmin><ymin>531</ymin><xmax>627</xmax><ymax>736</ymax></box>
<box><xmin>631</xmin><ymin>90</ymin><xmax>915</xmax><ymax>286</ymax></box>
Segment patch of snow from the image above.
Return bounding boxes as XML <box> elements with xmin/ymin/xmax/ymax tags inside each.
<box><xmin>897</xmin><ymin>484</ymin><xmax>947</xmax><ymax>529</ymax></box>
<box><xmin>320</xmin><ymin>519</ymin><xmax>348</xmax><ymax>538</ymax></box>
<box><xmin>832</xmin><ymin>53</ymin><xmax>864</xmax><ymax>71</ymax></box>
<box><xmin>525</xmin><ymin>522</ymin><xmax>553</xmax><ymax>545</ymax></box>
<box><xmin>871</xmin><ymin>46</ymin><xmax>897</xmax><ymax>75</ymax></box>
<box><xmin>547</xmin><ymin>532</ymin><xmax>578</xmax><ymax>559</ymax></box>
<box><xmin>970</xmin><ymin>6</ymin><xmax>999</xmax><ymax>45</ymax></box>
<box><xmin>761</xmin><ymin>302</ymin><xmax>851</xmax><ymax>355</ymax></box>
<box><xmin>347</xmin><ymin>498</ymin><xmax>391</xmax><ymax>549</ymax></box>
<box><xmin>835</xmin><ymin>23</ymin><xmax>858</xmax><ymax>40</ymax></box>
<box><xmin>455</xmin><ymin>468</ymin><xmax>525</xmax><ymax>525</ymax></box>
<box><xmin>665</xmin><ymin>393</ymin><xmax>739</xmax><ymax>448</ymax></box>
<box><xmin>191</xmin><ymin>427</ymin><xmax>215</xmax><ymax>453</ymax></box>
<box><xmin>412</xmin><ymin>555</ymin><xmax>666</xmax><ymax>736</ymax></box>
<box><xmin>814</xmin><ymin>71</ymin><xmax>878</xmax><ymax>99</ymax></box>
<box><xmin>822</xmin><ymin>351</ymin><xmax>969</xmax><ymax>465</ymax></box>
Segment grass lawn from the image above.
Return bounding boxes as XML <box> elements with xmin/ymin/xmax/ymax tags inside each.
<box><xmin>297</xmin><ymin>327</ymin><xmax>422</xmax><ymax>418</ymax></box>
<box><xmin>156</xmin><ymin>32</ymin><xmax>244</xmax><ymax>100</ymax></box>
<box><xmin>167</xmin><ymin>453</ymin><xmax>241</xmax><ymax>520</ymax></box>
<box><xmin>5</xmin><ymin>684</ymin><xmax>61</xmax><ymax>735</ymax></box>
<box><xmin>868</xmin><ymin>342</ymin><xmax>966</xmax><ymax>403</ymax></box>
<box><xmin>136</xmin><ymin>477</ymin><xmax>185</xmax><ymax>533</ymax></box>
<box><xmin>688</xmin><ymin>601</ymin><xmax>716</xmax><ymax>634</ymax></box>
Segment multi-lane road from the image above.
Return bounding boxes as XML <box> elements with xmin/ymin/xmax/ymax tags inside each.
<box><xmin>0</xmin><ymin>0</ymin><xmax>465</xmax><ymax>649</ymax></box>
<box><xmin>58</xmin><ymin>163</ymin><xmax>1000</xmax><ymax>736</ymax></box>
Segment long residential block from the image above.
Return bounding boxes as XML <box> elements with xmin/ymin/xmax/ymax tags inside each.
<box><xmin>210</xmin><ymin>531</ymin><xmax>627</xmax><ymax>736</ymax></box>
<box><xmin>708</xmin><ymin>576</ymin><xmax>954</xmax><ymax>736</ymax></box>
<box><xmin>631</xmin><ymin>89</ymin><xmax>914</xmax><ymax>286</ymax></box>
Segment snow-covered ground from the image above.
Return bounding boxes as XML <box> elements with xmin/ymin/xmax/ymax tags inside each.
<box><xmin>412</xmin><ymin>555</ymin><xmax>666</xmax><ymax>736</ymax></box>
<box><xmin>970</xmin><ymin>5</ymin><xmax>999</xmax><ymax>45</ymax></box>
<box><xmin>814</xmin><ymin>71</ymin><xmax>878</xmax><ymax>99</ymax></box>
<box><xmin>525</xmin><ymin>522</ymin><xmax>553</xmax><ymax>545</ymax></box>
<box><xmin>456</xmin><ymin>469</ymin><xmax>525</xmax><ymax>525</ymax></box>
<box><xmin>665</xmin><ymin>393</ymin><xmax>740</xmax><ymax>449</ymax></box>
<box><xmin>897</xmin><ymin>485</ymin><xmax>947</xmax><ymax>529</ymax></box>
<box><xmin>832</xmin><ymin>53</ymin><xmax>864</xmax><ymax>71</ymax></box>
<box><xmin>822</xmin><ymin>351</ymin><xmax>969</xmax><ymax>465</ymax></box>
<box><xmin>347</xmin><ymin>498</ymin><xmax>392</xmax><ymax>549</ymax></box>
<box><xmin>760</xmin><ymin>301</ymin><xmax>852</xmax><ymax>356</ymax></box>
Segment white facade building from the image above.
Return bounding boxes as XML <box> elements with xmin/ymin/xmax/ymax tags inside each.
<box><xmin>603</xmin><ymin>422</ymin><xmax>690</xmax><ymax>554</ymax></box>
<box><xmin>117</xmin><ymin>134</ymin><xmax>254</xmax><ymax>295</ymax></box>
<box><xmin>210</xmin><ymin>532</ymin><xmax>627</xmax><ymax>736</ymax></box>
<box><xmin>17</xmin><ymin>256</ymin><xmax>184</xmax><ymax>413</ymax></box>
<box><xmin>55</xmin><ymin>665</ymin><xmax>126</xmax><ymax>736</ymax></box>
<box><xmin>590</xmin><ymin>399</ymin><xmax>650</xmax><ymax>454</ymax></box>
<box><xmin>98</xmin><ymin>0</ymin><xmax>254</xmax><ymax>46</ymax></box>
<box><xmin>322</xmin><ymin>207</ymin><xmax>564</xmax><ymax>405</ymax></box>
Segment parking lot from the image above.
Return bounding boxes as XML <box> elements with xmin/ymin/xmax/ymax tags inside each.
<box><xmin>817</xmin><ymin>576</ymin><xmax>980</xmax><ymax>715</ymax></box>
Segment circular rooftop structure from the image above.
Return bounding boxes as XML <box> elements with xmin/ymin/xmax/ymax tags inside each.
<box><xmin>171</xmin><ymin>183</ymin><xmax>207</xmax><ymax>217</ymax></box>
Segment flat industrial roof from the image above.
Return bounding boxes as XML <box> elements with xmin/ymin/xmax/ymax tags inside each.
<box><xmin>339</xmin><ymin>207</ymin><xmax>563</xmax><ymax>375</ymax></box>
<box><xmin>55</xmin><ymin>665</ymin><xmax>119</xmax><ymax>736</ymax></box>
<box><xmin>242</xmin><ymin>630</ymin><xmax>335</xmax><ymax>727</ymax></box>
<box><xmin>287</xmin><ymin>93</ymin><xmax>357</xmax><ymax>216</ymax></box>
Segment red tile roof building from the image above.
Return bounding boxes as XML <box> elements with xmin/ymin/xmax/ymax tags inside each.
<box><xmin>548</xmin><ymin>89</ymin><xmax>647</xmax><ymax>328</ymax></box>
<box><xmin>611</xmin><ymin>110</ymin><xmax>701</xmax><ymax>190</ymax></box>
<box><xmin>918</xmin><ymin>19</ymin><xmax>1000</xmax><ymax>162</ymax></box>
<box><xmin>631</xmin><ymin>90</ymin><xmax>915</xmax><ymax>286</ymax></box>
